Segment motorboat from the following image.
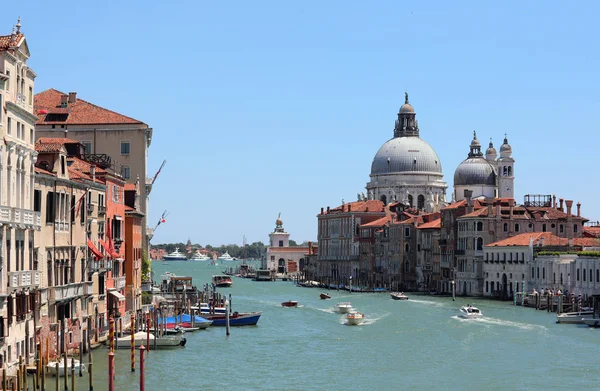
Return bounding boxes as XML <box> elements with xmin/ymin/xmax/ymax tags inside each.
<box><xmin>218</xmin><ymin>252</ymin><xmax>235</xmax><ymax>262</ymax></box>
<box><xmin>346</xmin><ymin>311</ymin><xmax>365</xmax><ymax>326</ymax></box>
<box><xmin>334</xmin><ymin>302</ymin><xmax>353</xmax><ymax>314</ymax></box>
<box><xmin>47</xmin><ymin>359</ymin><xmax>86</xmax><ymax>377</ymax></box>
<box><xmin>212</xmin><ymin>275</ymin><xmax>233</xmax><ymax>288</ymax></box>
<box><xmin>190</xmin><ymin>250</ymin><xmax>210</xmax><ymax>261</ymax></box>
<box><xmin>200</xmin><ymin>311</ymin><xmax>262</xmax><ymax>326</ymax></box>
<box><xmin>162</xmin><ymin>248</ymin><xmax>187</xmax><ymax>261</ymax></box>
<box><xmin>459</xmin><ymin>305</ymin><xmax>483</xmax><ymax>319</ymax></box>
<box><xmin>390</xmin><ymin>292</ymin><xmax>409</xmax><ymax>300</ymax></box>
<box><xmin>281</xmin><ymin>301</ymin><xmax>298</xmax><ymax>307</ymax></box>
<box><xmin>582</xmin><ymin>317</ymin><xmax>600</xmax><ymax>328</ymax></box>
<box><xmin>116</xmin><ymin>331</ymin><xmax>186</xmax><ymax>349</ymax></box>
<box><xmin>556</xmin><ymin>310</ymin><xmax>596</xmax><ymax>325</ymax></box>
<box><xmin>193</xmin><ymin>303</ymin><xmax>227</xmax><ymax>315</ymax></box>
<box><xmin>320</xmin><ymin>293</ymin><xmax>331</xmax><ymax>300</ymax></box>
<box><xmin>159</xmin><ymin>314</ymin><xmax>213</xmax><ymax>330</ymax></box>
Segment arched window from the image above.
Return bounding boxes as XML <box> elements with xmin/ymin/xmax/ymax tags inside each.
<box><xmin>405</xmin><ymin>243</ymin><xmax>410</xmax><ymax>253</ymax></box>
<box><xmin>476</xmin><ymin>237</ymin><xmax>483</xmax><ymax>251</ymax></box>
<box><xmin>380</xmin><ymin>195</ymin><xmax>387</xmax><ymax>205</ymax></box>
<box><xmin>407</xmin><ymin>195</ymin><xmax>413</xmax><ymax>207</ymax></box>
<box><xmin>417</xmin><ymin>195</ymin><xmax>425</xmax><ymax>210</ymax></box>
<box><xmin>515</xmin><ymin>223</ymin><xmax>520</xmax><ymax>232</ymax></box>
<box><xmin>503</xmin><ymin>166</ymin><xmax>507</xmax><ymax>176</ymax></box>
<box><xmin>507</xmin><ymin>166</ymin><xmax>512</xmax><ymax>176</ymax></box>
<box><xmin>476</xmin><ymin>222</ymin><xmax>483</xmax><ymax>231</ymax></box>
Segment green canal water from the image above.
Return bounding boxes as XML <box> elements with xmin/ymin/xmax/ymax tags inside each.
<box><xmin>50</xmin><ymin>261</ymin><xmax>599</xmax><ymax>390</ymax></box>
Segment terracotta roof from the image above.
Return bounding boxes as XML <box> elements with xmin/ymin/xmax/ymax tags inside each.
<box><xmin>0</xmin><ymin>33</ymin><xmax>23</xmax><ymax>51</ymax></box>
<box><xmin>584</xmin><ymin>226</ymin><xmax>600</xmax><ymax>238</ymax></box>
<box><xmin>34</xmin><ymin>89</ymin><xmax>144</xmax><ymax>125</ymax></box>
<box><xmin>34</xmin><ymin>166</ymin><xmax>55</xmax><ymax>176</ymax></box>
<box><xmin>35</xmin><ymin>137</ymin><xmax>81</xmax><ymax>153</ymax></box>
<box><xmin>323</xmin><ymin>200</ymin><xmax>385</xmax><ymax>215</ymax></box>
<box><xmin>486</xmin><ymin>232</ymin><xmax>600</xmax><ymax>248</ymax></box>
<box><xmin>66</xmin><ymin>157</ymin><xmax>106</xmax><ymax>184</ymax></box>
<box><xmin>418</xmin><ymin>218</ymin><xmax>441</xmax><ymax>229</ymax></box>
<box><xmin>361</xmin><ymin>216</ymin><xmax>391</xmax><ymax>227</ymax></box>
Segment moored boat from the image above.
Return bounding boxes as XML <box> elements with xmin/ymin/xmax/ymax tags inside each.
<box><xmin>218</xmin><ymin>251</ymin><xmax>235</xmax><ymax>261</ymax></box>
<box><xmin>556</xmin><ymin>310</ymin><xmax>596</xmax><ymax>324</ymax></box>
<box><xmin>346</xmin><ymin>311</ymin><xmax>365</xmax><ymax>326</ymax></box>
<box><xmin>458</xmin><ymin>305</ymin><xmax>483</xmax><ymax>319</ymax></box>
<box><xmin>162</xmin><ymin>248</ymin><xmax>187</xmax><ymax>261</ymax></box>
<box><xmin>334</xmin><ymin>302</ymin><xmax>353</xmax><ymax>314</ymax></box>
<box><xmin>282</xmin><ymin>301</ymin><xmax>298</xmax><ymax>307</ymax></box>
<box><xmin>200</xmin><ymin>311</ymin><xmax>262</xmax><ymax>326</ymax></box>
<box><xmin>190</xmin><ymin>250</ymin><xmax>210</xmax><ymax>261</ymax></box>
<box><xmin>47</xmin><ymin>359</ymin><xmax>86</xmax><ymax>377</ymax></box>
<box><xmin>212</xmin><ymin>275</ymin><xmax>233</xmax><ymax>288</ymax></box>
<box><xmin>320</xmin><ymin>293</ymin><xmax>331</xmax><ymax>300</ymax></box>
<box><xmin>390</xmin><ymin>292</ymin><xmax>409</xmax><ymax>300</ymax></box>
<box><xmin>159</xmin><ymin>314</ymin><xmax>213</xmax><ymax>330</ymax></box>
<box><xmin>582</xmin><ymin>317</ymin><xmax>600</xmax><ymax>328</ymax></box>
<box><xmin>116</xmin><ymin>331</ymin><xmax>186</xmax><ymax>349</ymax></box>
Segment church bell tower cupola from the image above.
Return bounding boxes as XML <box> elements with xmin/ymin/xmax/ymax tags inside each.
<box><xmin>497</xmin><ymin>135</ymin><xmax>515</xmax><ymax>199</ymax></box>
<box><xmin>393</xmin><ymin>92</ymin><xmax>419</xmax><ymax>138</ymax></box>
<box><xmin>468</xmin><ymin>131</ymin><xmax>483</xmax><ymax>157</ymax></box>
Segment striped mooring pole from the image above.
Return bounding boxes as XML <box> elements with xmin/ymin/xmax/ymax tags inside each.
<box><xmin>131</xmin><ymin>314</ymin><xmax>135</xmax><ymax>372</ymax></box>
<box><xmin>109</xmin><ymin>317</ymin><xmax>115</xmax><ymax>353</ymax></box>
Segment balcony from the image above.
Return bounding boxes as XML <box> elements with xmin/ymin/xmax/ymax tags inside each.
<box><xmin>52</xmin><ymin>283</ymin><xmax>84</xmax><ymax>302</ymax></box>
<box><xmin>83</xmin><ymin>281</ymin><xmax>94</xmax><ymax>296</ymax></box>
<box><xmin>114</xmin><ymin>276</ymin><xmax>126</xmax><ymax>289</ymax></box>
<box><xmin>8</xmin><ymin>271</ymin><xmax>41</xmax><ymax>289</ymax></box>
<box><xmin>0</xmin><ymin>207</ymin><xmax>41</xmax><ymax>229</ymax></box>
<box><xmin>98</xmin><ymin>206</ymin><xmax>106</xmax><ymax>216</ymax></box>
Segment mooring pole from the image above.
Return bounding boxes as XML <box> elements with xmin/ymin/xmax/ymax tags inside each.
<box><xmin>139</xmin><ymin>346</ymin><xmax>146</xmax><ymax>391</ymax></box>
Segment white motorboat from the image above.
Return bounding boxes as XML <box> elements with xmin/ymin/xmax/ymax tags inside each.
<box><xmin>162</xmin><ymin>248</ymin><xmax>187</xmax><ymax>261</ymax></box>
<box><xmin>390</xmin><ymin>292</ymin><xmax>409</xmax><ymax>300</ymax></box>
<box><xmin>218</xmin><ymin>252</ymin><xmax>235</xmax><ymax>261</ymax></box>
<box><xmin>116</xmin><ymin>331</ymin><xmax>186</xmax><ymax>349</ymax></box>
<box><xmin>190</xmin><ymin>250</ymin><xmax>210</xmax><ymax>261</ymax></box>
<box><xmin>334</xmin><ymin>302</ymin><xmax>353</xmax><ymax>314</ymax></box>
<box><xmin>459</xmin><ymin>305</ymin><xmax>483</xmax><ymax>319</ymax></box>
<box><xmin>556</xmin><ymin>310</ymin><xmax>596</xmax><ymax>325</ymax></box>
<box><xmin>347</xmin><ymin>311</ymin><xmax>365</xmax><ymax>326</ymax></box>
<box><xmin>582</xmin><ymin>318</ymin><xmax>600</xmax><ymax>328</ymax></box>
<box><xmin>47</xmin><ymin>359</ymin><xmax>86</xmax><ymax>377</ymax></box>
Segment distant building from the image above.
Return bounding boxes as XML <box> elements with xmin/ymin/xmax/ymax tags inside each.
<box><xmin>264</xmin><ymin>216</ymin><xmax>309</xmax><ymax>276</ymax></box>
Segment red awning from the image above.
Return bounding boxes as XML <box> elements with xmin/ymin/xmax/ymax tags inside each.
<box><xmin>99</xmin><ymin>239</ymin><xmax>119</xmax><ymax>259</ymax></box>
<box><xmin>87</xmin><ymin>239</ymin><xmax>103</xmax><ymax>260</ymax></box>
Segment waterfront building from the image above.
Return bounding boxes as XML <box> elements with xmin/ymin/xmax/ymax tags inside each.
<box><xmin>359</xmin><ymin>215</ymin><xmax>391</xmax><ymax>288</ymax></box>
<box><xmin>265</xmin><ymin>216</ymin><xmax>309</xmax><ymax>276</ymax></box>
<box><xmin>33</xmin><ymin>89</ymin><xmax>153</xmax><ymax>251</ymax></box>
<box><xmin>484</xmin><ymin>232</ymin><xmax>600</xmax><ymax>297</ymax></box>
<box><xmin>417</xmin><ymin>214</ymin><xmax>442</xmax><ymax>290</ymax></box>
<box><xmin>0</xmin><ymin>21</ymin><xmax>42</xmax><ymax>372</ymax></box>
<box><xmin>366</xmin><ymin>93</ymin><xmax>447</xmax><ymax>212</ymax></box>
<box><xmin>124</xmin><ymin>182</ymin><xmax>144</xmax><ymax>313</ymax></box>
<box><xmin>453</xmin><ymin>132</ymin><xmax>515</xmax><ymax>202</ymax></box>
<box><xmin>316</xmin><ymin>200</ymin><xmax>385</xmax><ymax>286</ymax></box>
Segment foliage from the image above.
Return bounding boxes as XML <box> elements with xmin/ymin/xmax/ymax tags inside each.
<box><xmin>152</xmin><ymin>241</ymin><xmax>267</xmax><ymax>259</ymax></box>
<box><xmin>141</xmin><ymin>249</ymin><xmax>151</xmax><ymax>282</ymax></box>
<box><xmin>141</xmin><ymin>291</ymin><xmax>153</xmax><ymax>305</ymax></box>
<box><xmin>536</xmin><ymin>251</ymin><xmax>600</xmax><ymax>257</ymax></box>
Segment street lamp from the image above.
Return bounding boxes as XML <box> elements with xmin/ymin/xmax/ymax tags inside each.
<box><xmin>349</xmin><ymin>276</ymin><xmax>353</xmax><ymax>293</ymax></box>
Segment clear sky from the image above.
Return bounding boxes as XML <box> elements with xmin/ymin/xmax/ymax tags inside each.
<box><xmin>4</xmin><ymin>1</ymin><xmax>600</xmax><ymax>246</ymax></box>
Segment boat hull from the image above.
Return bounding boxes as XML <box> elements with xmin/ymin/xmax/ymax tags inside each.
<box><xmin>347</xmin><ymin>315</ymin><xmax>365</xmax><ymax>326</ymax></box>
<box><xmin>201</xmin><ymin>312</ymin><xmax>262</xmax><ymax>326</ymax></box>
<box><xmin>47</xmin><ymin>360</ymin><xmax>86</xmax><ymax>377</ymax></box>
<box><xmin>116</xmin><ymin>332</ymin><xmax>186</xmax><ymax>349</ymax></box>
<box><xmin>282</xmin><ymin>301</ymin><xmax>298</xmax><ymax>307</ymax></box>
<box><xmin>215</xmin><ymin>282</ymin><xmax>233</xmax><ymax>288</ymax></box>
<box><xmin>335</xmin><ymin>305</ymin><xmax>353</xmax><ymax>314</ymax></box>
<box><xmin>390</xmin><ymin>293</ymin><xmax>409</xmax><ymax>300</ymax></box>
<box><xmin>556</xmin><ymin>312</ymin><xmax>596</xmax><ymax>324</ymax></box>
<box><xmin>320</xmin><ymin>294</ymin><xmax>331</xmax><ymax>300</ymax></box>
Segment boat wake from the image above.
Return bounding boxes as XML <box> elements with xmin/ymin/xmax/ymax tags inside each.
<box><xmin>450</xmin><ymin>315</ymin><xmax>547</xmax><ymax>331</ymax></box>
<box><xmin>407</xmin><ymin>298</ymin><xmax>446</xmax><ymax>307</ymax></box>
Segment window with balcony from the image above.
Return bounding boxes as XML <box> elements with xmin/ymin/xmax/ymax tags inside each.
<box><xmin>7</xmin><ymin>117</ymin><xmax>11</xmax><ymax>135</ymax></box>
<box><xmin>477</xmin><ymin>237</ymin><xmax>483</xmax><ymax>251</ymax></box>
<box><xmin>476</xmin><ymin>221</ymin><xmax>483</xmax><ymax>231</ymax></box>
<box><xmin>121</xmin><ymin>165</ymin><xmax>131</xmax><ymax>179</ymax></box>
<box><xmin>121</xmin><ymin>141</ymin><xmax>131</xmax><ymax>155</ymax></box>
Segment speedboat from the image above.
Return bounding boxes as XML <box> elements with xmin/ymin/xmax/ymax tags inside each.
<box><xmin>200</xmin><ymin>311</ymin><xmax>262</xmax><ymax>326</ymax></box>
<box><xmin>281</xmin><ymin>301</ymin><xmax>298</xmax><ymax>307</ymax></box>
<box><xmin>459</xmin><ymin>305</ymin><xmax>483</xmax><ymax>319</ymax></box>
<box><xmin>190</xmin><ymin>250</ymin><xmax>210</xmax><ymax>261</ymax></box>
<box><xmin>218</xmin><ymin>252</ymin><xmax>235</xmax><ymax>262</ymax></box>
<box><xmin>582</xmin><ymin>317</ymin><xmax>600</xmax><ymax>328</ymax></box>
<box><xmin>212</xmin><ymin>275</ymin><xmax>233</xmax><ymax>288</ymax></box>
<box><xmin>390</xmin><ymin>292</ymin><xmax>409</xmax><ymax>300</ymax></box>
<box><xmin>162</xmin><ymin>248</ymin><xmax>187</xmax><ymax>261</ymax></box>
<box><xmin>320</xmin><ymin>293</ymin><xmax>331</xmax><ymax>300</ymax></box>
<box><xmin>556</xmin><ymin>310</ymin><xmax>596</xmax><ymax>324</ymax></box>
<box><xmin>334</xmin><ymin>302</ymin><xmax>353</xmax><ymax>314</ymax></box>
<box><xmin>346</xmin><ymin>311</ymin><xmax>365</xmax><ymax>326</ymax></box>
<box><xmin>116</xmin><ymin>331</ymin><xmax>186</xmax><ymax>349</ymax></box>
<box><xmin>47</xmin><ymin>359</ymin><xmax>86</xmax><ymax>377</ymax></box>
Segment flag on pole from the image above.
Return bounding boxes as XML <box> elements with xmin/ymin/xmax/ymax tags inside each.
<box><xmin>74</xmin><ymin>189</ymin><xmax>89</xmax><ymax>217</ymax></box>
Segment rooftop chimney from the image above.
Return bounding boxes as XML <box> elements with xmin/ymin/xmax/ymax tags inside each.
<box><xmin>68</xmin><ymin>92</ymin><xmax>77</xmax><ymax>104</ymax></box>
<box><xmin>509</xmin><ymin>199</ymin><xmax>514</xmax><ymax>218</ymax></box>
<box><xmin>90</xmin><ymin>164</ymin><xmax>96</xmax><ymax>182</ymax></box>
<box><xmin>60</xmin><ymin>94</ymin><xmax>69</xmax><ymax>107</ymax></box>
<box><xmin>577</xmin><ymin>202</ymin><xmax>581</xmax><ymax>217</ymax></box>
<box><xmin>539</xmin><ymin>237</ymin><xmax>545</xmax><ymax>247</ymax></box>
<box><xmin>320</xmin><ymin>207</ymin><xmax>324</xmax><ymax>215</ymax></box>
<box><xmin>568</xmin><ymin>238</ymin><xmax>573</xmax><ymax>248</ymax></box>
<box><xmin>553</xmin><ymin>195</ymin><xmax>557</xmax><ymax>208</ymax></box>
<box><xmin>348</xmin><ymin>204</ymin><xmax>351</xmax><ymax>212</ymax></box>
<box><xmin>326</xmin><ymin>206</ymin><xmax>330</xmax><ymax>213</ymax></box>
<box><xmin>565</xmin><ymin>200</ymin><xmax>573</xmax><ymax>217</ymax></box>
<box><xmin>559</xmin><ymin>198</ymin><xmax>564</xmax><ymax>212</ymax></box>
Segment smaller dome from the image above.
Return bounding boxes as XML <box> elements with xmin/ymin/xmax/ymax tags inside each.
<box><xmin>470</xmin><ymin>131</ymin><xmax>481</xmax><ymax>148</ymax></box>
<box><xmin>485</xmin><ymin>139</ymin><xmax>497</xmax><ymax>156</ymax></box>
<box><xmin>454</xmin><ymin>158</ymin><xmax>496</xmax><ymax>186</ymax></box>
<box><xmin>276</xmin><ymin>218</ymin><xmax>283</xmax><ymax>226</ymax></box>
<box><xmin>500</xmin><ymin>136</ymin><xmax>512</xmax><ymax>153</ymax></box>
<box><xmin>399</xmin><ymin>103</ymin><xmax>415</xmax><ymax>114</ymax></box>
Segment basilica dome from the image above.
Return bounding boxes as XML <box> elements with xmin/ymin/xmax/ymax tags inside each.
<box><xmin>371</xmin><ymin>137</ymin><xmax>442</xmax><ymax>175</ymax></box>
<box><xmin>453</xmin><ymin>158</ymin><xmax>496</xmax><ymax>186</ymax></box>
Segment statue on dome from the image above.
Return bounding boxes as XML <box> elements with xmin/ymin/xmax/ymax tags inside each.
<box><xmin>405</xmin><ymin>92</ymin><xmax>409</xmax><ymax>104</ymax></box>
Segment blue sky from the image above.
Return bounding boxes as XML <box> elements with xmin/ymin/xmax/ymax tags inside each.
<box><xmin>4</xmin><ymin>1</ymin><xmax>600</xmax><ymax>246</ymax></box>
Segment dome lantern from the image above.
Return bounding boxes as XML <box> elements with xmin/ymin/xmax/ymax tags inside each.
<box><xmin>393</xmin><ymin>92</ymin><xmax>419</xmax><ymax>138</ymax></box>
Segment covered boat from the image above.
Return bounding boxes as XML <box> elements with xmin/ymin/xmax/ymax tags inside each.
<box><xmin>159</xmin><ymin>314</ymin><xmax>213</xmax><ymax>330</ymax></box>
<box><xmin>47</xmin><ymin>359</ymin><xmax>86</xmax><ymax>377</ymax></box>
<box><xmin>334</xmin><ymin>302</ymin><xmax>353</xmax><ymax>314</ymax></box>
<box><xmin>212</xmin><ymin>275</ymin><xmax>233</xmax><ymax>288</ymax></box>
<box><xmin>556</xmin><ymin>310</ymin><xmax>596</xmax><ymax>324</ymax></box>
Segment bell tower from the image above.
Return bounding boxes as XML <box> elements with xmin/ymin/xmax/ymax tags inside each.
<box><xmin>497</xmin><ymin>135</ymin><xmax>515</xmax><ymax>198</ymax></box>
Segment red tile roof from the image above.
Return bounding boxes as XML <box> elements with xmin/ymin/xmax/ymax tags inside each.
<box><xmin>323</xmin><ymin>200</ymin><xmax>385</xmax><ymax>215</ymax></box>
<box><xmin>418</xmin><ymin>218</ymin><xmax>441</xmax><ymax>229</ymax></box>
<box><xmin>34</xmin><ymin>166</ymin><xmax>55</xmax><ymax>176</ymax></box>
<box><xmin>34</xmin><ymin>89</ymin><xmax>144</xmax><ymax>125</ymax></box>
<box><xmin>486</xmin><ymin>232</ymin><xmax>600</xmax><ymax>248</ymax></box>
<box><xmin>0</xmin><ymin>33</ymin><xmax>23</xmax><ymax>51</ymax></box>
<box><xmin>361</xmin><ymin>216</ymin><xmax>391</xmax><ymax>227</ymax></box>
<box><xmin>35</xmin><ymin>137</ymin><xmax>81</xmax><ymax>153</ymax></box>
<box><xmin>584</xmin><ymin>226</ymin><xmax>600</xmax><ymax>238</ymax></box>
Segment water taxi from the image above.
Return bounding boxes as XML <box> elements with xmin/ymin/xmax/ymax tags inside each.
<box><xmin>347</xmin><ymin>311</ymin><xmax>365</xmax><ymax>326</ymax></box>
<box><xmin>212</xmin><ymin>275</ymin><xmax>233</xmax><ymax>288</ymax></box>
<box><xmin>390</xmin><ymin>292</ymin><xmax>409</xmax><ymax>300</ymax></box>
<box><xmin>458</xmin><ymin>305</ymin><xmax>483</xmax><ymax>319</ymax></box>
<box><xmin>556</xmin><ymin>310</ymin><xmax>596</xmax><ymax>324</ymax></box>
<box><xmin>334</xmin><ymin>302</ymin><xmax>353</xmax><ymax>314</ymax></box>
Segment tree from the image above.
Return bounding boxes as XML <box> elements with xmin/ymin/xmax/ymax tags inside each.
<box><xmin>141</xmin><ymin>249</ymin><xmax>151</xmax><ymax>282</ymax></box>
